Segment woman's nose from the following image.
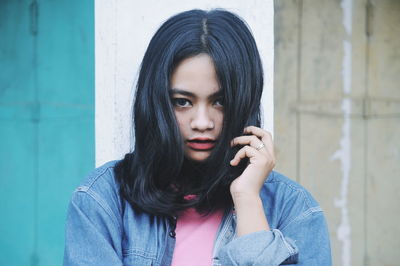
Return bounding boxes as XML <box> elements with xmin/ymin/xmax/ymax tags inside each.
<box><xmin>190</xmin><ymin>106</ymin><xmax>214</xmax><ymax>131</ymax></box>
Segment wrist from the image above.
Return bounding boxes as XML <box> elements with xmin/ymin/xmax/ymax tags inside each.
<box><xmin>232</xmin><ymin>193</ymin><xmax>270</xmax><ymax>236</ymax></box>
<box><xmin>232</xmin><ymin>192</ymin><xmax>262</xmax><ymax>205</ymax></box>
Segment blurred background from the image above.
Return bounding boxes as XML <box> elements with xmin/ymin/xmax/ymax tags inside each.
<box><xmin>1</xmin><ymin>0</ymin><xmax>399</xmax><ymax>265</ymax></box>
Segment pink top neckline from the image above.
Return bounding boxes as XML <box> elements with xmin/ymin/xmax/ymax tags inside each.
<box><xmin>171</xmin><ymin>195</ymin><xmax>223</xmax><ymax>266</ymax></box>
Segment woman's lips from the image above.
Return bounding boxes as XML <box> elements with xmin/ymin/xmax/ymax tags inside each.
<box><xmin>186</xmin><ymin>139</ymin><xmax>215</xmax><ymax>151</ymax></box>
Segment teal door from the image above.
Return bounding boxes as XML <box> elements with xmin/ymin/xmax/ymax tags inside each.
<box><xmin>0</xmin><ymin>1</ymin><xmax>94</xmax><ymax>265</ymax></box>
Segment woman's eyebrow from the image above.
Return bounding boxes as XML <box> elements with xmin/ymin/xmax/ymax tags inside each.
<box><xmin>169</xmin><ymin>88</ymin><xmax>222</xmax><ymax>99</ymax></box>
<box><xmin>169</xmin><ymin>88</ymin><xmax>195</xmax><ymax>97</ymax></box>
<box><xmin>209</xmin><ymin>90</ymin><xmax>223</xmax><ymax>99</ymax></box>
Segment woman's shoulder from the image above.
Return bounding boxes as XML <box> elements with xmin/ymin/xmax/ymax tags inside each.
<box><xmin>76</xmin><ymin>160</ymin><xmax>120</xmax><ymax>192</ymax></box>
<box><xmin>266</xmin><ymin>170</ymin><xmax>309</xmax><ymax>191</ymax></box>
<box><xmin>263</xmin><ymin>170</ymin><xmax>322</xmax><ymax>211</ymax></box>
<box><xmin>70</xmin><ymin>160</ymin><xmax>123</xmax><ymax>216</ymax></box>
<box><xmin>260</xmin><ymin>171</ymin><xmax>325</xmax><ymax>230</ymax></box>
<box><xmin>66</xmin><ymin>161</ymin><xmax>126</xmax><ymax>239</ymax></box>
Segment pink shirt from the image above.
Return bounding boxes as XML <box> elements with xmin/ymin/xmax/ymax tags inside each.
<box><xmin>171</xmin><ymin>201</ymin><xmax>223</xmax><ymax>266</ymax></box>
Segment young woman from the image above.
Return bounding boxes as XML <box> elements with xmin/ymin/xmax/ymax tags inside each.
<box><xmin>64</xmin><ymin>9</ymin><xmax>331</xmax><ymax>266</ymax></box>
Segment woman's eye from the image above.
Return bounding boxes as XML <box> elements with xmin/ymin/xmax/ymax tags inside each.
<box><xmin>214</xmin><ymin>98</ymin><xmax>224</xmax><ymax>107</ymax></box>
<box><xmin>172</xmin><ymin>98</ymin><xmax>191</xmax><ymax>107</ymax></box>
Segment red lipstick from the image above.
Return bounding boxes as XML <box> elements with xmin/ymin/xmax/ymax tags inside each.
<box><xmin>187</xmin><ymin>138</ymin><xmax>215</xmax><ymax>151</ymax></box>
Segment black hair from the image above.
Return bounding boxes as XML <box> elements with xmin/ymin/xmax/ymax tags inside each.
<box><xmin>114</xmin><ymin>8</ymin><xmax>264</xmax><ymax>218</ymax></box>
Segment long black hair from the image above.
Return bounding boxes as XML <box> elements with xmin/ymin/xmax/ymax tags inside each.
<box><xmin>114</xmin><ymin>9</ymin><xmax>264</xmax><ymax>217</ymax></box>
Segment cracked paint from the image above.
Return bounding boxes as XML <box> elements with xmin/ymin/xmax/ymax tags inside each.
<box><xmin>331</xmin><ymin>0</ymin><xmax>353</xmax><ymax>265</ymax></box>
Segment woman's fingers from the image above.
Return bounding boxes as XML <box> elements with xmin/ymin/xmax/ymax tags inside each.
<box><xmin>230</xmin><ymin>126</ymin><xmax>275</xmax><ymax>168</ymax></box>
<box><xmin>231</xmin><ymin>127</ymin><xmax>274</xmax><ymax>156</ymax></box>
<box><xmin>243</xmin><ymin>126</ymin><xmax>268</xmax><ymax>138</ymax></box>
<box><xmin>231</xmin><ymin>135</ymin><xmax>264</xmax><ymax>150</ymax></box>
<box><xmin>230</xmin><ymin>145</ymin><xmax>258</xmax><ymax>166</ymax></box>
<box><xmin>243</xmin><ymin>126</ymin><xmax>274</xmax><ymax>156</ymax></box>
<box><xmin>229</xmin><ymin>127</ymin><xmax>276</xmax><ymax>196</ymax></box>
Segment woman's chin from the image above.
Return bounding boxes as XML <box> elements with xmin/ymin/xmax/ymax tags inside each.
<box><xmin>184</xmin><ymin>150</ymin><xmax>212</xmax><ymax>163</ymax></box>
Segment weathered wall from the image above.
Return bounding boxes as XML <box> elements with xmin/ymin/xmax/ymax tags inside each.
<box><xmin>274</xmin><ymin>0</ymin><xmax>400</xmax><ymax>265</ymax></box>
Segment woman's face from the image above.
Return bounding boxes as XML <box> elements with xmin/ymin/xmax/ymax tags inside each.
<box><xmin>170</xmin><ymin>53</ymin><xmax>224</xmax><ymax>162</ymax></box>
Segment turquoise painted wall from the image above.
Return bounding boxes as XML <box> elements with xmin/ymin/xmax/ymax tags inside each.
<box><xmin>0</xmin><ymin>1</ymin><xmax>94</xmax><ymax>265</ymax></box>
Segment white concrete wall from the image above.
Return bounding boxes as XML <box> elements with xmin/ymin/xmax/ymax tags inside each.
<box><xmin>95</xmin><ymin>0</ymin><xmax>274</xmax><ymax>166</ymax></box>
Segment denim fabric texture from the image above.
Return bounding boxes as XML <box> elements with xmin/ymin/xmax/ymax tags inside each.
<box><xmin>64</xmin><ymin>161</ymin><xmax>332</xmax><ymax>265</ymax></box>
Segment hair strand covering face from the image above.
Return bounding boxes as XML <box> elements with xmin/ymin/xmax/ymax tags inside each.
<box><xmin>114</xmin><ymin>8</ymin><xmax>264</xmax><ymax>218</ymax></box>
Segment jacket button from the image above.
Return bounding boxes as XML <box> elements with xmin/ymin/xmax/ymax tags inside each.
<box><xmin>169</xmin><ymin>231</ymin><xmax>176</xmax><ymax>238</ymax></box>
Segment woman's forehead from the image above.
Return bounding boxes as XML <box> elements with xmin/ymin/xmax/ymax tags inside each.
<box><xmin>170</xmin><ymin>54</ymin><xmax>220</xmax><ymax>98</ymax></box>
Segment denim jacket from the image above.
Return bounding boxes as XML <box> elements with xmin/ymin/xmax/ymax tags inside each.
<box><xmin>64</xmin><ymin>161</ymin><xmax>332</xmax><ymax>265</ymax></box>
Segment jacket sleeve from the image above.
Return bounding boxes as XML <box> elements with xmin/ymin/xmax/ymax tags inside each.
<box><xmin>63</xmin><ymin>188</ymin><xmax>124</xmax><ymax>266</ymax></box>
<box><xmin>218</xmin><ymin>208</ymin><xmax>331</xmax><ymax>265</ymax></box>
